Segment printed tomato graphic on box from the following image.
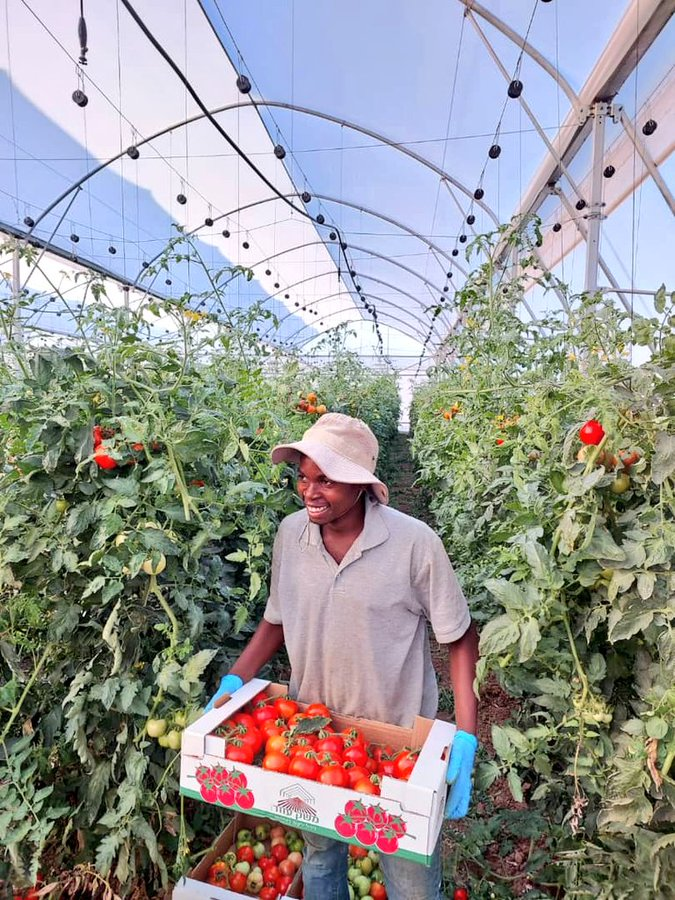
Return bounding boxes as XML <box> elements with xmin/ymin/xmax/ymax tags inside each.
<box><xmin>334</xmin><ymin>800</ymin><xmax>407</xmax><ymax>854</ymax></box>
<box><xmin>195</xmin><ymin>762</ymin><xmax>255</xmax><ymax>809</ymax></box>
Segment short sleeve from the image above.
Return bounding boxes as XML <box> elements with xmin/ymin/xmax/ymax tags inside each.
<box><xmin>412</xmin><ymin>529</ymin><xmax>471</xmax><ymax>643</ymax></box>
<box><xmin>262</xmin><ymin>527</ymin><xmax>284</xmax><ymax>626</ymax></box>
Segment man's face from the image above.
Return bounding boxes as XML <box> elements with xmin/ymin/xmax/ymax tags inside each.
<box><xmin>296</xmin><ymin>457</ymin><xmax>365</xmax><ymax>527</ymax></box>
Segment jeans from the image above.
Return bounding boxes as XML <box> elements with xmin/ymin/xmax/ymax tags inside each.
<box><xmin>301</xmin><ymin>830</ymin><xmax>444</xmax><ymax>900</ymax></box>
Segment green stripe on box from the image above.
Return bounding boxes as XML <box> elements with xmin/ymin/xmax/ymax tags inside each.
<box><xmin>180</xmin><ymin>786</ymin><xmax>432</xmax><ymax>866</ymax></box>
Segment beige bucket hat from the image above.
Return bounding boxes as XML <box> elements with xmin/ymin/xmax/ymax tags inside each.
<box><xmin>271</xmin><ymin>412</ymin><xmax>389</xmax><ymax>504</ymax></box>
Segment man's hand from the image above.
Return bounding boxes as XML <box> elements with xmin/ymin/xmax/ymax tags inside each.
<box><xmin>205</xmin><ymin>673</ymin><xmax>244</xmax><ymax>712</ymax></box>
<box><xmin>445</xmin><ymin>730</ymin><xmax>478</xmax><ymax>819</ymax></box>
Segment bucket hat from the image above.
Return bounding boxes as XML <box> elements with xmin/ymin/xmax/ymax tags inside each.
<box><xmin>271</xmin><ymin>412</ymin><xmax>389</xmax><ymax>504</ymax></box>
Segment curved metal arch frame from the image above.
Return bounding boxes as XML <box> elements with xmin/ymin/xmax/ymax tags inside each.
<box><xmin>27</xmin><ymin>101</ymin><xmax>498</xmax><ymax>239</ymax></box>
<box><xmin>246</xmin><ymin>238</ymin><xmax>455</xmax><ymax>300</ymax></box>
<box><xmin>264</xmin><ymin>275</ymin><xmax>452</xmax><ymax>342</ymax></box>
<box><xmin>260</xmin><ymin>271</ymin><xmax>453</xmax><ymax>337</ymax></box>
<box><xmin>272</xmin><ymin>293</ymin><xmax>442</xmax><ymax>340</ymax></box>
<box><xmin>284</xmin><ymin>301</ymin><xmax>431</xmax><ymax>347</ymax></box>
<box><xmin>135</xmin><ymin>191</ymin><xmax>468</xmax><ymax>292</ymax></box>
<box><xmin>268</xmin><ymin>290</ymin><xmax>433</xmax><ymax>345</ymax></box>
<box><xmin>455</xmin><ymin>0</ymin><xmax>579</xmax><ymax>107</ymax></box>
<box><xmin>294</xmin><ymin>319</ymin><xmax>434</xmax><ymax>357</ymax></box>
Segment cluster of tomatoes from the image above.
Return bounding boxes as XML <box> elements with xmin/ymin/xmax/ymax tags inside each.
<box><xmin>92</xmin><ymin>424</ymin><xmax>162</xmax><ymax>471</ymax></box>
<box><xmin>295</xmin><ymin>391</ymin><xmax>327</xmax><ymax>415</ymax></box>
<box><xmin>577</xmin><ymin>418</ymin><xmax>641</xmax><ymax>494</ymax></box>
<box><xmin>213</xmin><ymin>692</ymin><xmax>420</xmax><ymax>795</ymax></box>
<box><xmin>346</xmin><ymin>844</ymin><xmax>387</xmax><ymax>899</ymax></box>
<box><xmin>205</xmin><ymin>821</ymin><xmax>303</xmax><ymax>897</ymax></box>
<box><xmin>439</xmin><ymin>403</ymin><xmax>461</xmax><ymax>421</ymax></box>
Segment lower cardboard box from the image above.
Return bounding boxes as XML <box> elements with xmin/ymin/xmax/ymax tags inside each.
<box><xmin>172</xmin><ymin>812</ymin><xmax>303</xmax><ymax>899</ymax></box>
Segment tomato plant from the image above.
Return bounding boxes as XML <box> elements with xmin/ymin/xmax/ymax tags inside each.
<box><xmin>411</xmin><ymin>227</ymin><xmax>675</xmax><ymax>895</ymax></box>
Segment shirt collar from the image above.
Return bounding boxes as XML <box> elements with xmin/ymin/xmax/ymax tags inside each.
<box><xmin>298</xmin><ymin>496</ymin><xmax>390</xmax><ymax>555</ymax></box>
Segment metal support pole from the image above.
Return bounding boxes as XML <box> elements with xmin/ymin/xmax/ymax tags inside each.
<box><xmin>584</xmin><ymin>102</ymin><xmax>610</xmax><ymax>294</ymax></box>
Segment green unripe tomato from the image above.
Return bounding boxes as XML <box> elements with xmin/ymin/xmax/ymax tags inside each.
<box><xmin>173</xmin><ymin>710</ymin><xmax>188</xmax><ymax>728</ymax></box>
<box><xmin>146</xmin><ymin>718</ymin><xmax>167</xmax><ymax>738</ymax></box>
<box><xmin>166</xmin><ymin>729</ymin><xmax>182</xmax><ymax>750</ymax></box>
<box><xmin>157</xmin><ymin>733</ymin><xmax>171</xmax><ymax>747</ymax></box>
<box><xmin>55</xmin><ymin>498</ymin><xmax>69</xmax><ymax>514</ymax></box>
<box><xmin>354</xmin><ymin>875</ymin><xmax>372</xmax><ymax>897</ymax></box>
<box><xmin>611</xmin><ymin>473</ymin><xmax>631</xmax><ymax>494</ymax></box>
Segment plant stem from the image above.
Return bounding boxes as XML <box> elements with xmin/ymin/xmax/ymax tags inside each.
<box><xmin>0</xmin><ymin>645</ymin><xmax>50</xmax><ymax>743</ymax></box>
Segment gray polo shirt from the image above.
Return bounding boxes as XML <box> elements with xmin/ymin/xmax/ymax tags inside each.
<box><xmin>263</xmin><ymin>498</ymin><xmax>471</xmax><ymax>727</ymax></box>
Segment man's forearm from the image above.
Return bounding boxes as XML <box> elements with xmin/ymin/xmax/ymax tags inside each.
<box><xmin>230</xmin><ymin>619</ymin><xmax>285</xmax><ymax>683</ymax></box>
<box><xmin>448</xmin><ymin>621</ymin><xmax>479</xmax><ymax>735</ymax></box>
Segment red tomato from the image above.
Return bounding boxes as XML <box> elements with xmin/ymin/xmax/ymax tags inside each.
<box><xmin>236</xmin><ymin>726</ymin><xmax>263</xmax><ymax>754</ymax></box>
<box><xmin>378</xmin><ymin>758</ymin><xmax>397</xmax><ymax>778</ymax></box>
<box><xmin>454</xmin><ymin>889</ymin><xmax>469</xmax><ymax>900</ymax></box>
<box><xmin>306</xmin><ymin>702</ymin><xmax>331</xmax><ymax>719</ymax></box>
<box><xmin>228</xmin><ymin>871</ymin><xmax>247</xmax><ymax>893</ymax></box>
<box><xmin>287</xmin><ymin>712</ymin><xmax>309</xmax><ymax>727</ymax></box>
<box><xmin>371</xmin><ymin>744</ymin><xmax>395</xmax><ymax>763</ymax></box>
<box><xmin>343</xmin><ymin>744</ymin><xmax>368</xmax><ymax>767</ymax></box>
<box><xmin>253</xmin><ymin>705</ymin><xmax>279</xmax><ymax>727</ymax></box>
<box><xmin>370</xmin><ymin>884</ymin><xmax>387</xmax><ymax>899</ymax></box>
<box><xmin>278</xmin><ymin>857</ymin><xmax>297</xmax><ymax>877</ymax></box>
<box><xmin>275</xmin><ymin>697</ymin><xmax>299</xmax><ymax>720</ymax></box>
<box><xmin>264</xmin><ymin>864</ymin><xmax>280</xmax><ymax>884</ymax></box>
<box><xmin>271</xmin><ymin>842</ymin><xmax>289</xmax><ymax>862</ymax></box>
<box><xmin>225</xmin><ymin>743</ymin><xmax>254</xmax><ymax>765</ymax></box>
<box><xmin>345</xmin><ymin>764</ymin><xmax>371</xmax><ymax>788</ymax></box>
<box><xmin>277</xmin><ymin>874</ymin><xmax>294</xmax><ymax>895</ymax></box>
<box><xmin>266</xmin><ymin>733</ymin><xmax>289</xmax><ymax>754</ymax></box>
<box><xmin>94</xmin><ymin>448</ymin><xmax>117</xmax><ymax>469</ymax></box>
<box><xmin>316</xmin><ymin>735</ymin><xmax>344</xmax><ymax>755</ymax></box>
<box><xmin>261</xmin><ymin>720</ymin><xmax>285</xmax><ymax>740</ymax></box>
<box><xmin>318</xmin><ymin>765</ymin><xmax>350</xmax><ymax>787</ymax></box>
<box><xmin>236</xmin><ymin>845</ymin><xmax>254</xmax><ymax>864</ymax></box>
<box><xmin>579</xmin><ymin>419</ymin><xmax>605</xmax><ymax>445</ymax></box>
<box><xmin>259</xmin><ymin>887</ymin><xmax>279</xmax><ymax>900</ymax></box>
<box><xmin>394</xmin><ymin>749</ymin><xmax>419</xmax><ymax>780</ymax></box>
<box><xmin>354</xmin><ymin>776</ymin><xmax>381</xmax><ymax>795</ymax></box>
<box><xmin>232</xmin><ymin>712</ymin><xmax>257</xmax><ymax>731</ymax></box>
<box><xmin>288</xmin><ymin>753</ymin><xmax>320</xmax><ymax>781</ymax></box>
<box><xmin>262</xmin><ymin>750</ymin><xmax>290</xmax><ymax>774</ymax></box>
<box><xmin>316</xmin><ymin>750</ymin><xmax>342</xmax><ymax>767</ymax></box>
<box><xmin>349</xmin><ymin>844</ymin><xmax>368</xmax><ymax>859</ymax></box>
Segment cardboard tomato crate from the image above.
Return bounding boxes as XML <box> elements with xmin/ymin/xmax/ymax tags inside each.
<box><xmin>172</xmin><ymin>811</ymin><xmax>303</xmax><ymax>899</ymax></box>
<box><xmin>180</xmin><ymin>679</ymin><xmax>456</xmax><ymax>866</ymax></box>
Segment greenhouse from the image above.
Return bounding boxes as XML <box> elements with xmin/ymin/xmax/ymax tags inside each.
<box><xmin>0</xmin><ymin>0</ymin><xmax>673</xmax><ymax>897</ymax></box>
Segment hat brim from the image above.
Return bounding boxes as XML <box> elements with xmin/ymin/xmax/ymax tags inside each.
<box><xmin>272</xmin><ymin>440</ymin><xmax>389</xmax><ymax>505</ymax></box>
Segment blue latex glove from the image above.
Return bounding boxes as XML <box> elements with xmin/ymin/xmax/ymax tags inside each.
<box><xmin>205</xmin><ymin>673</ymin><xmax>244</xmax><ymax>712</ymax></box>
<box><xmin>445</xmin><ymin>730</ymin><xmax>478</xmax><ymax>819</ymax></box>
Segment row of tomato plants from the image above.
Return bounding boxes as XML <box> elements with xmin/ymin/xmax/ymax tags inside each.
<box><xmin>410</xmin><ymin>228</ymin><xmax>674</xmax><ymax>897</ymax></box>
<box><xmin>0</xmin><ymin>268</ymin><xmax>400</xmax><ymax>896</ymax></box>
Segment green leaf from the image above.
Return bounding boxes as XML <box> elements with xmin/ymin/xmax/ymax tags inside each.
<box><xmin>645</xmin><ymin>717</ymin><xmax>668</xmax><ymax>739</ymax></box>
<box><xmin>491</xmin><ymin>725</ymin><xmax>512</xmax><ymax>760</ymax></box>
<box><xmin>81</xmin><ymin>575</ymin><xmax>106</xmax><ymax>599</ymax></box>
<box><xmin>485</xmin><ymin>579</ymin><xmax>529</xmax><ymax>612</ymax></box>
<box><xmin>586</xmin><ymin>526</ymin><xmax>625</xmax><ymax>562</ymax></box>
<box><xmin>479</xmin><ymin>614</ymin><xmax>520</xmax><ymax>656</ymax></box>
<box><xmin>637</xmin><ymin>572</ymin><xmax>656</xmax><ymax>600</ymax></box>
<box><xmin>506</xmin><ymin>769</ymin><xmax>524</xmax><ymax>803</ymax></box>
<box><xmin>652</xmin><ymin>432</ymin><xmax>675</xmax><ymax>485</ymax></box>
<box><xmin>182</xmin><ymin>649</ymin><xmax>218</xmax><ymax>686</ymax></box>
<box><xmin>518</xmin><ymin>618</ymin><xmax>541</xmax><ymax>662</ymax></box>
<box><xmin>225</xmin><ymin>549</ymin><xmax>247</xmax><ymax>563</ymax></box>
<box><xmin>608</xmin><ymin>607</ymin><xmax>654</xmax><ymax>642</ymax></box>
<box><xmin>233</xmin><ymin>604</ymin><xmax>248</xmax><ymax>634</ymax></box>
<box><xmin>292</xmin><ymin>715</ymin><xmax>331</xmax><ymax>735</ymax></box>
<box><xmin>249</xmin><ymin>571</ymin><xmax>262</xmax><ymax>601</ymax></box>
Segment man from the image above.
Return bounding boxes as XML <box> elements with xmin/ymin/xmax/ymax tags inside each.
<box><xmin>207</xmin><ymin>413</ymin><xmax>479</xmax><ymax>900</ymax></box>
